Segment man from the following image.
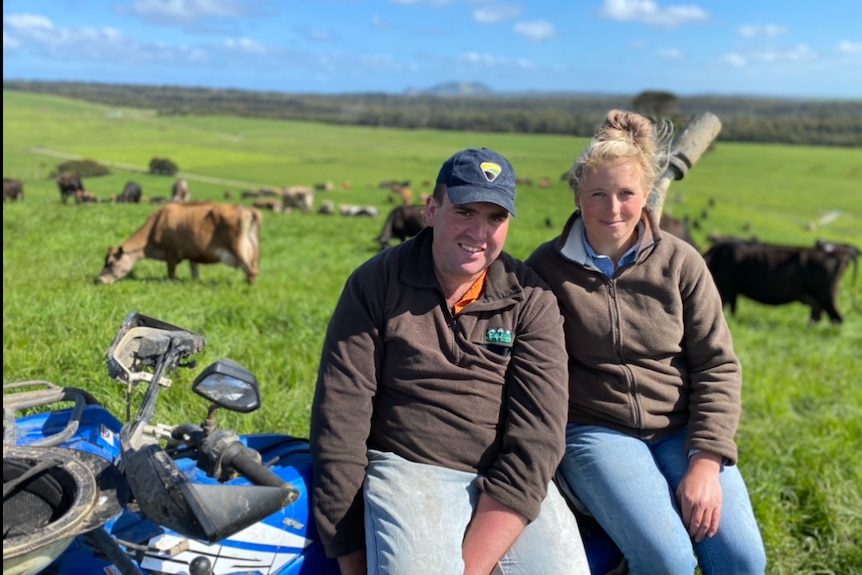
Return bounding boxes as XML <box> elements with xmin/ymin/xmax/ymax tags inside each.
<box><xmin>310</xmin><ymin>148</ymin><xmax>588</xmax><ymax>575</ymax></box>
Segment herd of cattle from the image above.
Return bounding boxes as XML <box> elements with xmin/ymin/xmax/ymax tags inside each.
<box><xmin>4</xmin><ymin>173</ymin><xmax>859</xmax><ymax>326</ymax></box>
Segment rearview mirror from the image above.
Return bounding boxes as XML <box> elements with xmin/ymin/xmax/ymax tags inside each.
<box><xmin>192</xmin><ymin>359</ymin><xmax>261</xmax><ymax>413</ymax></box>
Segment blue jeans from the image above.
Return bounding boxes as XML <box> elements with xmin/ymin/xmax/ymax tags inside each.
<box><xmin>363</xmin><ymin>449</ymin><xmax>590</xmax><ymax>575</ymax></box>
<box><xmin>558</xmin><ymin>425</ymin><xmax>766</xmax><ymax>575</ymax></box>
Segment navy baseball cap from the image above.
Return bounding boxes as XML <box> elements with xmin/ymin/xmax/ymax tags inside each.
<box><xmin>436</xmin><ymin>148</ymin><xmax>517</xmax><ymax>217</ymax></box>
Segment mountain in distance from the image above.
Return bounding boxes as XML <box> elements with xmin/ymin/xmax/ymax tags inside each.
<box><xmin>405</xmin><ymin>81</ymin><xmax>493</xmax><ymax>96</ymax></box>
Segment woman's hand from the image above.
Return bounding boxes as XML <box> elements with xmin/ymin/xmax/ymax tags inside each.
<box><xmin>676</xmin><ymin>451</ymin><xmax>723</xmax><ymax>543</ymax></box>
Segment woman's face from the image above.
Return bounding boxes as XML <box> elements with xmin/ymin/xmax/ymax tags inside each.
<box><xmin>577</xmin><ymin>157</ymin><xmax>647</xmax><ymax>261</ymax></box>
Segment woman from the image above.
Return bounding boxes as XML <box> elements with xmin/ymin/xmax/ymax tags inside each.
<box><xmin>527</xmin><ymin>110</ymin><xmax>766</xmax><ymax>574</ymax></box>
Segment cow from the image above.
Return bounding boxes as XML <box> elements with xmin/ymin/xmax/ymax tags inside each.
<box><xmin>115</xmin><ymin>181</ymin><xmax>142</xmax><ymax>203</ymax></box>
<box><xmin>75</xmin><ymin>189</ymin><xmax>98</xmax><ymax>203</ymax></box>
<box><xmin>171</xmin><ymin>179</ymin><xmax>190</xmax><ymax>203</ymax></box>
<box><xmin>252</xmin><ymin>198</ymin><xmax>283</xmax><ymax>213</ymax></box>
<box><xmin>378</xmin><ymin>204</ymin><xmax>427</xmax><ymax>250</ymax></box>
<box><xmin>97</xmin><ymin>202</ymin><xmax>262</xmax><ymax>285</ymax></box>
<box><xmin>57</xmin><ymin>172</ymin><xmax>84</xmax><ymax>204</ymax></box>
<box><xmin>660</xmin><ymin>213</ymin><xmax>697</xmax><ymax>249</ymax></box>
<box><xmin>703</xmin><ymin>237</ymin><xmax>860</xmax><ymax>325</ymax></box>
<box><xmin>3</xmin><ymin>178</ymin><xmax>23</xmax><ymax>202</ymax></box>
<box><xmin>282</xmin><ymin>186</ymin><xmax>314</xmax><ymax>212</ymax></box>
<box><xmin>339</xmin><ymin>204</ymin><xmax>380</xmax><ymax>218</ymax></box>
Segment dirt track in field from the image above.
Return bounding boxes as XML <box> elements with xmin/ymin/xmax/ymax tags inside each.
<box><xmin>26</xmin><ymin>147</ymin><xmax>277</xmax><ymax>191</ymax></box>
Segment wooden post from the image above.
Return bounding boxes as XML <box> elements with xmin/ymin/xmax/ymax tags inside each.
<box><xmin>647</xmin><ymin>112</ymin><xmax>722</xmax><ymax>221</ymax></box>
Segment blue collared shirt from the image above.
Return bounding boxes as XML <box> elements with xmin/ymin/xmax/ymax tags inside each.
<box><xmin>583</xmin><ymin>222</ymin><xmax>644</xmax><ymax>277</ymax></box>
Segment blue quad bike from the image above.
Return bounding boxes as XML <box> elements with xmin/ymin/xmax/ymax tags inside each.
<box><xmin>3</xmin><ymin>312</ymin><xmax>623</xmax><ymax>575</ymax></box>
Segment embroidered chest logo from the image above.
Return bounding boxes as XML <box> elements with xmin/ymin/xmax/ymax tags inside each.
<box><xmin>486</xmin><ymin>328</ymin><xmax>513</xmax><ymax>344</ymax></box>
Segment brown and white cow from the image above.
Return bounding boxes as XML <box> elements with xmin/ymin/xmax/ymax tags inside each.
<box><xmin>171</xmin><ymin>179</ymin><xmax>190</xmax><ymax>203</ymax></box>
<box><xmin>703</xmin><ymin>237</ymin><xmax>860</xmax><ymax>324</ymax></box>
<box><xmin>282</xmin><ymin>186</ymin><xmax>314</xmax><ymax>212</ymax></box>
<box><xmin>97</xmin><ymin>202</ymin><xmax>262</xmax><ymax>285</ymax></box>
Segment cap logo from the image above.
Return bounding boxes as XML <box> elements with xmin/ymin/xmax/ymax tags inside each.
<box><xmin>480</xmin><ymin>162</ymin><xmax>502</xmax><ymax>183</ymax></box>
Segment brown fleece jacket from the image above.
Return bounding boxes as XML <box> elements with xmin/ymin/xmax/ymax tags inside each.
<box><xmin>526</xmin><ymin>208</ymin><xmax>742</xmax><ymax>465</ymax></box>
<box><xmin>310</xmin><ymin>227</ymin><xmax>569</xmax><ymax>558</ymax></box>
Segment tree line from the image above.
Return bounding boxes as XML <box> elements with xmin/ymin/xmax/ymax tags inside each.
<box><xmin>4</xmin><ymin>80</ymin><xmax>860</xmax><ymax>147</ymax></box>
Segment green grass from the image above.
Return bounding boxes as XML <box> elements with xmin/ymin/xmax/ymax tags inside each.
<box><xmin>4</xmin><ymin>90</ymin><xmax>862</xmax><ymax>573</ymax></box>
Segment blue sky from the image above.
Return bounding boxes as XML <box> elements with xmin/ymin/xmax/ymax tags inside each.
<box><xmin>3</xmin><ymin>0</ymin><xmax>861</xmax><ymax>99</ymax></box>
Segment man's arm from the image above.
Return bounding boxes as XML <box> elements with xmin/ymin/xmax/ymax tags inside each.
<box><xmin>462</xmin><ymin>493</ymin><xmax>527</xmax><ymax>575</ymax></box>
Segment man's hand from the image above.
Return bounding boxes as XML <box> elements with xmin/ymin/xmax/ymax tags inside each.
<box><xmin>676</xmin><ymin>450</ymin><xmax>723</xmax><ymax>543</ymax></box>
<box><xmin>337</xmin><ymin>549</ymin><xmax>367</xmax><ymax>575</ymax></box>
<box><xmin>462</xmin><ymin>494</ymin><xmax>527</xmax><ymax>575</ymax></box>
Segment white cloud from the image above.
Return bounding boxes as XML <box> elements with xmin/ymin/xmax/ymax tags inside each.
<box><xmin>514</xmin><ymin>20</ymin><xmax>556</xmax><ymax>43</ymax></box>
<box><xmin>224</xmin><ymin>37</ymin><xmax>268</xmax><ymax>55</ymax></box>
<box><xmin>722</xmin><ymin>53</ymin><xmax>747</xmax><ymax>68</ymax></box>
<box><xmin>129</xmin><ymin>0</ymin><xmax>252</xmax><ymax>22</ymax></box>
<box><xmin>599</xmin><ymin>0</ymin><xmax>709</xmax><ymax>28</ymax></box>
<box><xmin>657</xmin><ymin>48</ymin><xmax>683</xmax><ymax>59</ymax></box>
<box><xmin>720</xmin><ymin>45</ymin><xmax>818</xmax><ymax>68</ymax></box>
<box><xmin>837</xmin><ymin>40</ymin><xmax>862</xmax><ymax>54</ymax></box>
<box><xmin>460</xmin><ymin>50</ymin><xmax>509</xmax><ymax>66</ymax></box>
<box><xmin>473</xmin><ymin>4</ymin><xmax>521</xmax><ymax>24</ymax></box>
<box><xmin>737</xmin><ymin>24</ymin><xmax>788</xmax><ymax>39</ymax></box>
<box><xmin>4</xmin><ymin>13</ymin><xmax>126</xmax><ymax>53</ymax></box>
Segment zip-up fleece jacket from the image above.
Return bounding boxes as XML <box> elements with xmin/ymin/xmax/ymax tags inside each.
<box><xmin>526</xmin><ymin>208</ymin><xmax>742</xmax><ymax>466</ymax></box>
<box><xmin>310</xmin><ymin>227</ymin><xmax>569</xmax><ymax>558</ymax></box>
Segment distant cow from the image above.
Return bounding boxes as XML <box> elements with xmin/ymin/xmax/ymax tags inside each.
<box><xmin>57</xmin><ymin>172</ymin><xmax>84</xmax><ymax>204</ymax></box>
<box><xmin>97</xmin><ymin>202</ymin><xmax>262</xmax><ymax>285</ymax></box>
<box><xmin>378</xmin><ymin>204</ymin><xmax>427</xmax><ymax>250</ymax></box>
<box><xmin>3</xmin><ymin>178</ymin><xmax>23</xmax><ymax>202</ymax></box>
<box><xmin>171</xmin><ymin>179</ymin><xmax>190</xmax><ymax>203</ymax></box>
<box><xmin>252</xmin><ymin>199</ymin><xmax>283</xmax><ymax>213</ymax></box>
<box><xmin>660</xmin><ymin>213</ymin><xmax>697</xmax><ymax>249</ymax></box>
<box><xmin>115</xmin><ymin>181</ymin><xmax>142</xmax><ymax>203</ymax></box>
<box><xmin>282</xmin><ymin>186</ymin><xmax>314</xmax><ymax>212</ymax></box>
<box><xmin>703</xmin><ymin>237</ymin><xmax>860</xmax><ymax>324</ymax></box>
<box><xmin>339</xmin><ymin>204</ymin><xmax>380</xmax><ymax>218</ymax></box>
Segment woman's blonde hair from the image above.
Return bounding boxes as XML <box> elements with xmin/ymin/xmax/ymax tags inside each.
<box><xmin>567</xmin><ymin>109</ymin><xmax>673</xmax><ymax>198</ymax></box>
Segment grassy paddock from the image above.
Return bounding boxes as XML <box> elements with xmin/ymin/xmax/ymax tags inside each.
<box><xmin>4</xmin><ymin>91</ymin><xmax>861</xmax><ymax>573</ymax></box>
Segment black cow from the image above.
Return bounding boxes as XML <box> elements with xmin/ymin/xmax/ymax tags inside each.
<box><xmin>56</xmin><ymin>172</ymin><xmax>84</xmax><ymax>204</ymax></box>
<box><xmin>3</xmin><ymin>178</ymin><xmax>24</xmax><ymax>202</ymax></box>
<box><xmin>378</xmin><ymin>204</ymin><xmax>427</xmax><ymax>250</ymax></box>
<box><xmin>703</xmin><ymin>237</ymin><xmax>860</xmax><ymax>324</ymax></box>
<box><xmin>116</xmin><ymin>181</ymin><xmax>143</xmax><ymax>203</ymax></box>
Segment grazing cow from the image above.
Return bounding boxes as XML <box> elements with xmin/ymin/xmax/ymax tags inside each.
<box><xmin>378</xmin><ymin>204</ymin><xmax>427</xmax><ymax>250</ymax></box>
<box><xmin>252</xmin><ymin>199</ymin><xmax>283</xmax><ymax>213</ymax></box>
<box><xmin>314</xmin><ymin>181</ymin><xmax>334</xmax><ymax>192</ymax></box>
<box><xmin>318</xmin><ymin>200</ymin><xmax>336</xmax><ymax>215</ymax></box>
<box><xmin>115</xmin><ymin>181</ymin><xmax>143</xmax><ymax>203</ymax></box>
<box><xmin>75</xmin><ymin>190</ymin><xmax>98</xmax><ymax>203</ymax></box>
<box><xmin>659</xmin><ymin>213</ymin><xmax>697</xmax><ymax>249</ymax></box>
<box><xmin>339</xmin><ymin>204</ymin><xmax>380</xmax><ymax>218</ymax></box>
<box><xmin>57</xmin><ymin>172</ymin><xmax>84</xmax><ymax>204</ymax></box>
<box><xmin>171</xmin><ymin>179</ymin><xmax>190</xmax><ymax>203</ymax></box>
<box><xmin>703</xmin><ymin>237</ymin><xmax>860</xmax><ymax>324</ymax></box>
<box><xmin>388</xmin><ymin>185</ymin><xmax>413</xmax><ymax>206</ymax></box>
<box><xmin>97</xmin><ymin>202</ymin><xmax>262</xmax><ymax>285</ymax></box>
<box><xmin>282</xmin><ymin>186</ymin><xmax>314</xmax><ymax>212</ymax></box>
<box><xmin>3</xmin><ymin>178</ymin><xmax>24</xmax><ymax>202</ymax></box>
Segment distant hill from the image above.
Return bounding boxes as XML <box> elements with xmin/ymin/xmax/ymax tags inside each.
<box><xmin>3</xmin><ymin>79</ymin><xmax>861</xmax><ymax>147</ymax></box>
<box><xmin>406</xmin><ymin>82</ymin><xmax>493</xmax><ymax>96</ymax></box>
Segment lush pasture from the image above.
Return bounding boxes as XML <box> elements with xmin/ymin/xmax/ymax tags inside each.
<box><xmin>4</xmin><ymin>91</ymin><xmax>861</xmax><ymax>574</ymax></box>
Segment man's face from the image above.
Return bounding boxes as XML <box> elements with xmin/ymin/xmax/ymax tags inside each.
<box><xmin>426</xmin><ymin>193</ymin><xmax>510</xmax><ymax>287</ymax></box>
